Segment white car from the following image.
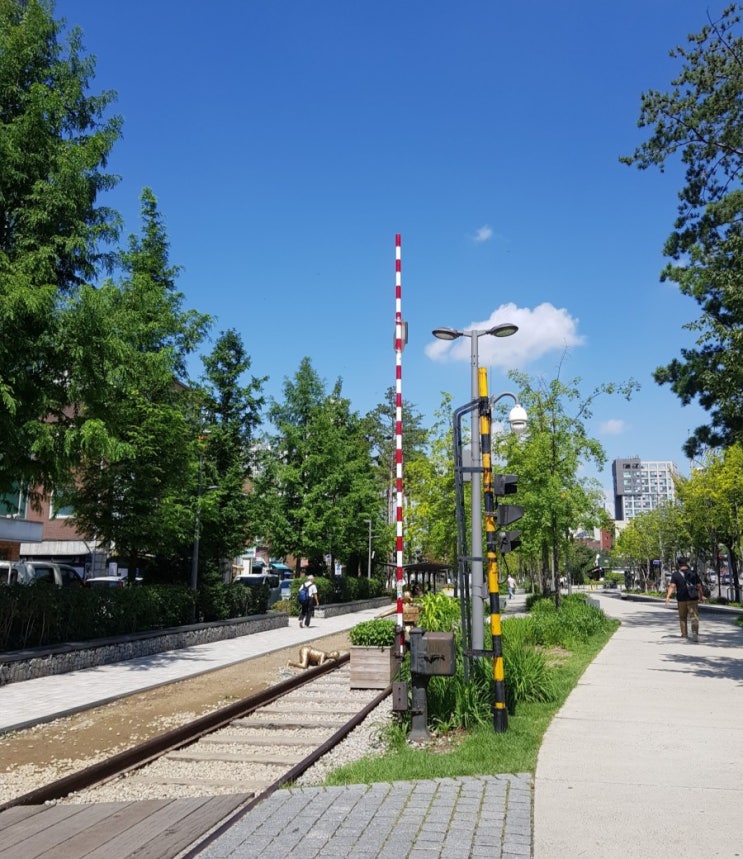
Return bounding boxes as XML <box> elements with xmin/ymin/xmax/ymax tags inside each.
<box><xmin>85</xmin><ymin>575</ymin><xmax>142</xmax><ymax>588</ymax></box>
<box><xmin>5</xmin><ymin>561</ymin><xmax>85</xmax><ymax>588</ymax></box>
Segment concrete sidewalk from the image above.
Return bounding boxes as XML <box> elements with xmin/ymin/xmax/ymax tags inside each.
<box><xmin>534</xmin><ymin>592</ymin><xmax>743</xmax><ymax>858</ymax></box>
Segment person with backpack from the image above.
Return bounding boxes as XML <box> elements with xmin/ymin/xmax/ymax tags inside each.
<box><xmin>665</xmin><ymin>557</ymin><xmax>704</xmax><ymax>642</ymax></box>
<box><xmin>298</xmin><ymin>574</ymin><xmax>318</xmax><ymax>627</ymax></box>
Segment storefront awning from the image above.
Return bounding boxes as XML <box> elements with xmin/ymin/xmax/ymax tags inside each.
<box><xmin>0</xmin><ymin>518</ymin><xmax>42</xmax><ymax>543</ymax></box>
<box><xmin>19</xmin><ymin>540</ymin><xmax>101</xmax><ymax>556</ymax></box>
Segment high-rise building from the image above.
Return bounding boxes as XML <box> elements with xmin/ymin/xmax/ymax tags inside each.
<box><xmin>612</xmin><ymin>457</ymin><xmax>680</xmax><ymax>521</ymax></box>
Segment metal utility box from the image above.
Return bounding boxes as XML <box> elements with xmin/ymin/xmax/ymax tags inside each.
<box><xmin>392</xmin><ymin>681</ymin><xmax>409</xmax><ymax>711</ymax></box>
<box><xmin>409</xmin><ymin>630</ymin><xmax>456</xmax><ymax>676</ymax></box>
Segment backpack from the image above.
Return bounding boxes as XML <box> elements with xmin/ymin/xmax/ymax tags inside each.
<box><xmin>298</xmin><ymin>584</ymin><xmax>310</xmax><ymax>606</ymax></box>
<box><xmin>683</xmin><ymin>572</ymin><xmax>699</xmax><ymax>601</ymax></box>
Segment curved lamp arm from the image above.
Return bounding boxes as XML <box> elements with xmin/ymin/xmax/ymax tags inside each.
<box><xmin>490</xmin><ymin>391</ymin><xmax>528</xmax><ymax>435</ymax></box>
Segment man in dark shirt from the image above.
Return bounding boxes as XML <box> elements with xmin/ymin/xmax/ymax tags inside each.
<box><xmin>665</xmin><ymin>557</ymin><xmax>704</xmax><ymax>642</ymax></box>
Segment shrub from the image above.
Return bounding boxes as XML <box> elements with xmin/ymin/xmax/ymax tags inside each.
<box><xmin>349</xmin><ymin>618</ymin><xmax>396</xmax><ymax>647</ymax></box>
<box><xmin>529</xmin><ymin>593</ymin><xmax>611</xmax><ymax>648</ymax></box>
<box><xmin>417</xmin><ymin>592</ymin><xmax>461</xmax><ymax>632</ymax></box>
<box><xmin>504</xmin><ymin>642</ymin><xmax>557</xmax><ymax>710</ymax></box>
<box><xmin>525</xmin><ymin>592</ymin><xmax>547</xmax><ymax>612</ymax></box>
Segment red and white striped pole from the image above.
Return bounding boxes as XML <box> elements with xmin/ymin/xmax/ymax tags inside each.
<box><xmin>394</xmin><ymin>233</ymin><xmax>405</xmax><ymax>656</ymax></box>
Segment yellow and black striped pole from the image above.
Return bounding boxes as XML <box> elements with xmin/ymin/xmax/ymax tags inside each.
<box><xmin>478</xmin><ymin>367</ymin><xmax>508</xmax><ymax>732</ymax></box>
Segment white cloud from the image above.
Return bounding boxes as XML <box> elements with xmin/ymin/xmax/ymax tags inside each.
<box><xmin>473</xmin><ymin>225</ymin><xmax>493</xmax><ymax>243</ymax></box>
<box><xmin>600</xmin><ymin>419</ymin><xmax>627</xmax><ymax>435</ymax></box>
<box><xmin>425</xmin><ymin>302</ymin><xmax>584</xmax><ymax>369</ymax></box>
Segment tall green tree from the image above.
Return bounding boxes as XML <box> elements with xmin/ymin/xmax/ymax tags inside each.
<box><xmin>497</xmin><ymin>367</ymin><xmax>638</xmax><ymax>603</ymax></box>
<box><xmin>622</xmin><ymin>4</ymin><xmax>743</xmax><ymax>458</ymax></box>
<box><xmin>363</xmin><ymin>386</ymin><xmax>428</xmax><ymax>568</ymax></box>
<box><xmin>615</xmin><ymin>503</ymin><xmax>687</xmax><ymax>591</ymax></box>
<box><xmin>255</xmin><ymin>358</ymin><xmax>378</xmax><ymax>573</ymax></box>
<box><xmin>195</xmin><ymin>329</ymin><xmax>266</xmax><ymax>578</ymax></box>
<box><xmin>677</xmin><ymin>446</ymin><xmax>743</xmax><ymax>599</ymax></box>
<box><xmin>60</xmin><ymin>189</ymin><xmax>210</xmax><ymax>577</ymax></box>
<box><xmin>404</xmin><ymin>394</ymin><xmax>457</xmax><ymax>568</ymax></box>
<box><xmin>0</xmin><ymin>0</ymin><xmax>122</xmax><ymax>498</ymax></box>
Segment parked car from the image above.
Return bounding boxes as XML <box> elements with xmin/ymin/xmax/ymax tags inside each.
<box><xmin>0</xmin><ymin>560</ymin><xmax>16</xmax><ymax>586</ymax></box>
<box><xmin>233</xmin><ymin>572</ymin><xmax>282</xmax><ymax>607</ymax></box>
<box><xmin>85</xmin><ymin>575</ymin><xmax>143</xmax><ymax>588</ymax></box>
<box><xmin>10</xmin><ymin>561</ymin><xmax>85</xmax><ymax>588</ymax></box>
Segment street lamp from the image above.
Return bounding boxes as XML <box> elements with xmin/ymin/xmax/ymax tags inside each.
<box><xmin>433</xmin><ymin>323</ymin><xmax>519</xmax><ymax>652</ymax></box>
<box><xmin>191</xmin><ymin>432</ymin><xmax>216</xmax><ymax>595</ymax></box>
<box><xmin>365</xmin><ymin>518</ymin><xmax>374</xmax><ymax>579</ymax></box>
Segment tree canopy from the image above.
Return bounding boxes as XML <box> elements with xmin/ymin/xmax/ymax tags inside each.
<box><xmin>254</xmin><ymin>358</ymin><xmax>379</xmax><ymax>573</ymax></box>
<box><xmin>622</xmin><ymin>4</ymin><xmax>743</xmax><ymax>457</ymax></box>
<box><xmin>0</xmin><ymin>0</ymin><xmax>122</xmax><ymax>498</ymax></box>
<box><xmin>60</xmin><ymin>189</ymin><xmax>210</xmax><ymax>573</ymax></box>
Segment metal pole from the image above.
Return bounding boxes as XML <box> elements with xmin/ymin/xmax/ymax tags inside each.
<box><xmin>479</xmin><ymin>368</ymin><xmax>508</xmax><ymax>732</ymax></box>
<box><xmin>470</xmin><ymin>333</ymin><xmax>485</xmax><ymax>652</ymax></box>
<box><xmin>394</xmin><ymin>233</ymin><xmax>405</xmax><ymax>657</ymax></box>
<box><xmin>366</xmin><ymin>518</ymin><xmax>372</xmax><ymax>579</ymax></box>
<box><xmin>190</xmin><ymin>452</ymin><xmax>202</xmax><ymax>592</ymax></box>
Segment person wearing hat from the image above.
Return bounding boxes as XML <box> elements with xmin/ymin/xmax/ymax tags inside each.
<box><xmin>299</xmin><ymin>574</ymin><xmax>319</xmax><ymax>628</ymax></box>
<box><xmin>665</xmin><ymin>557</ymin><xmax>704</xmax><ymax>642</ymax></box>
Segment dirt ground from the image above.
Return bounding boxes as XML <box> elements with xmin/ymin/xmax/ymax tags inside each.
<box><xmin>0</xmin><ymin>629</ymin><xmax>353</xmax><ymax>773</ymax></box>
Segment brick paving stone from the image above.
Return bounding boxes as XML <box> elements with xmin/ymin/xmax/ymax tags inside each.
<box><xmin>197</xmin><ymin>774</ymin><xmax>533</xmax><ymax>859</ymax></box>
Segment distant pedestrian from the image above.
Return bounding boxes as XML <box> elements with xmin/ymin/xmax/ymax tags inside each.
<box><xmin>507</xmin><ymin>575</ymin><xmax>516</xmax><ymax>599</ymax></box>
<box><xmin>665</xmin><ymin>557</ymin><xmax>704</xmax><ymax>642</ymax></box>
<box><xmin>299</xmin><ymin>574</ymin><xmax>318</xmax><ymax>628</ymax></box>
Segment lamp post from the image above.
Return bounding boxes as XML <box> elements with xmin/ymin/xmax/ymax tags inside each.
<box><xmin>190</xmin><ymin>432</ymin><xmax>215</xmax><ymax>597</ymax></box>
<box><xmin>432</xmin><ymin>323</ymin><xmax>518</xmax><ymax>652</ymax></box>
<box><xmin>365</xmin><ymin>518</ymin><xmax>373</xmax><ymax>579</ymax></box>
<box><xmin>191</xmin><ymin>451</ymin><xmax>203</xmax><ymax>594</ymax></box>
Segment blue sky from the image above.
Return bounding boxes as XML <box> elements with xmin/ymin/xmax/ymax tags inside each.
<box><xmin>57</xmin><ymin>0</ymin><xmax>720</xmax><ymax>502</ymax></box>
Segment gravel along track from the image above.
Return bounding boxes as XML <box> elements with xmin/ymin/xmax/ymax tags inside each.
<box><xmin>0</xmin><ymin>630</ymin><xmax>373</xmax><ymax>805</ymax></box>
<box><xmin>65</xmin><ymin>664</ymin><xmax>395</xmax><ymax>803</ymax></box>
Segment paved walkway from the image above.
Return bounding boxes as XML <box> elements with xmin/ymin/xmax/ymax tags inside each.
<box><xmin>534</xmin><ymin>593</ymin><xmax>743</xmax><ymax>858</ymax></box>
<box><xmin>2</xmin><ymin>593</ymin><xmax>742</xmax><ymax>858</ymax></box>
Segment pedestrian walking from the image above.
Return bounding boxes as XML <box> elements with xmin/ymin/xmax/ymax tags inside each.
<box><xmin>298</xmin><ymin>574</ymin><xmax>319</xmax><ymax>627</ymax></box>
<box><xmin>665</xmin><ymin>557</ymin><xmax>704</xmax><ymax>642</ymax></box>
<box><xmin>507</xmin><ymin>575</ymin><xmax>516</xmax><ymax>599</ymax></box>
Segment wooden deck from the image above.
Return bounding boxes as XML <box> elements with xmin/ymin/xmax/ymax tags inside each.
<box><xmin>0</xmin><ymin>794</ymin><xmax>251</xmax><ymax>858</ymax></box>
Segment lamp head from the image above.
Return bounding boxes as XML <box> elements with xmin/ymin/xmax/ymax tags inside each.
<box><xmin>432</xmin><ymin>327</ymin><xmax>462</xmax><ymax>341</ymax></box>
<box><xmin>487</xmin><ymin>323</ymin><xmax>518</xmax><ymax>338</ymax></box>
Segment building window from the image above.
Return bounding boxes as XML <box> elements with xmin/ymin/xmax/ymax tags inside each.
<box><xmin>0</xmin><ymin>486</ymin><xmax>26</xmax><ymax>518</ymax></box>
<box><xmin>50</xmin><ymin>494</ymin><xmax>74</xmax><ymax>518</ymax></box>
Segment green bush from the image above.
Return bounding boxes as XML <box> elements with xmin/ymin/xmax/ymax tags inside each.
<box><xmin>529</xmin><ymin>593</ymin><xmax>611</xmax><ymax>648</ymax></box>
<box><xmin>349</xmin><ymin>618</ymin><xmax>396</xmax><ymax>647</ymax></box>
<box><xmin>417</xmin><ymin>592</ymin><xmax>461</xmax><ymax>632</ymax></box>
<box><xmin>399</xmin><ymin>593</ymin><xmax>611</xmax><ymax>734</ymax></box>
<box><xmin>0</xmin><ymin>568</ymin><xmax>390</xmax><ymax>652</ymax></box>
<box><xmin>503</xmin><ymin>642</ymin><xmax>557</xmax><ymax>710</ymax></box>
<box><xmin>525</xmin><ymin>592</ymin><xmax>547</xmax><ymax>612</ymax></box>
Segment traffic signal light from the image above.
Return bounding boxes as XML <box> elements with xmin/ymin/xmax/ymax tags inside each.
<box><xmin>496</xmin><ymin>504</ymin><xmax>524</xmax><ymax>527</ymax></box>
<box><xmin>493</xmin><ymin>473</ymin><xmax>522</xmax><ymax>553</ymax></box>
<box><xmin>493</xmin><ymin>474</ymin><xmax>518</xmax><ymax>496</ymax></box>
<box><xmin>499</xmin><ymin>530</ymin><xmax>522</xmax><ymax>553</ymax></box>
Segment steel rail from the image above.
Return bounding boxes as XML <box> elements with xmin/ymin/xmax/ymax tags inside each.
<box><xmin>0</xmin><ymin>653</ymin><xmax>350</xmax><ymax>812</ymax></box>
<box><xmin>180</xmin><ymin>683</ymin><xmax>392</xmax><ymax>859</ymax></box>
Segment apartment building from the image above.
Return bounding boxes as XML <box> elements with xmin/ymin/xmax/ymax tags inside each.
<box><xmin>612</xmin><ymin>457</ymin><xmax>680</xmax><ymax>521</ymax></box>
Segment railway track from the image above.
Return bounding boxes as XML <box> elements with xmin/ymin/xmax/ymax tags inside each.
<box><xmin>0</xmin><ymin>657</ymin><xmax>391</xmax><ymax>858</ymax></box>
<box><xmin>1</xmin><ymin>655</ymin><xmax>389</xmax><ymax>809</ymax></box>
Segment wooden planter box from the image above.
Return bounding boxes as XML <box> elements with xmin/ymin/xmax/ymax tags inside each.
<box><xmin>350</xmin><ymin>645</ymin><xmax>398</xmax><ymax>690</ymax></box>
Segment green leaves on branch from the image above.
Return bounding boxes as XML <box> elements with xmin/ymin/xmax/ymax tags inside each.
<box><xmin>622</xmin><ymin>5</ymin><xmax>743</xmax><ymax>457</ymax></box>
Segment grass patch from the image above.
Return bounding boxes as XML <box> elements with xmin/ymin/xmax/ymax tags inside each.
<box><xmin>322</xmin><ymin>618</ymin><xmax>619</xmax><ymax>785</ymax></box>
